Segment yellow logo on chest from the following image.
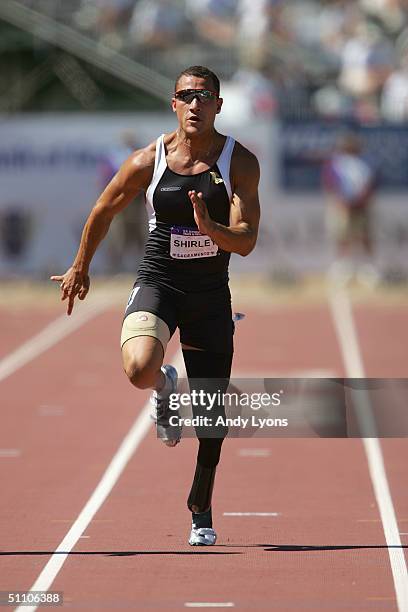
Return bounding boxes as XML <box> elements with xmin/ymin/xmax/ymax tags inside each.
<box><xmin>210</xmin><ymin>171</ymin><xmax>224</xmax><ymax>185</ymax></box>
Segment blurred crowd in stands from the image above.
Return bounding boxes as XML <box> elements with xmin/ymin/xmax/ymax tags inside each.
<box><xmin>22</xmin><ymin>0</ymin><xmax>408</xmax><ymax>122</ymax></box>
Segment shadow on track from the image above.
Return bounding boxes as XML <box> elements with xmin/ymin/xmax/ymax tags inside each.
<box><xmin>0</xmin><ymin>550</ymin><xmax>241</xmax><ymax>556</ymax></box>
<box><xmin>3</xmin><ymin>545</ymin><xmax>406</xmax><ymax>554</ymax></box>
<box><xmin>216</xmin><ymin>544</ymin><xmax>408</xmax><ymax>552</ymax></box>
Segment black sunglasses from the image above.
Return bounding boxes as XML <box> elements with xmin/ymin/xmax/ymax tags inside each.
<box><xmin>174</xmin><ymin>89</ymin><xmax>218</xmax><ymax>104</ymax></box>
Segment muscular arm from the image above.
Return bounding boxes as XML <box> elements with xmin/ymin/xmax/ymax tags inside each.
<box><xmin>50</xmin><ymin>143</ymin><xmax>155</xmax><ymax>314</ymax></box>
<box><xmin>190</xmin><ymin>145</ymin><xmax>260</xmax><ymax>257</ymax></box>
<box><xmin>72</xmin><ymin>148</ymin><xmax>153</xmax><ymax>272</ymax></box>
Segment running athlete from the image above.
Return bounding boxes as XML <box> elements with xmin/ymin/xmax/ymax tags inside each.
<box><xmin>51</xmin><ymin>65</ymin><xmax>260</xmax><ymax>546</ymax></box>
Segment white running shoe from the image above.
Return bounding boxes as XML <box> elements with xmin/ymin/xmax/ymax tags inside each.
<box><xmin>189</xmin><ymin>527</ymin><xmax>217</xmax><ymax>546</ymax></box>
<box><xmin>151</xmin><ymin>365</ymin><xmax>180</xmax><ymax>446</ymax></box>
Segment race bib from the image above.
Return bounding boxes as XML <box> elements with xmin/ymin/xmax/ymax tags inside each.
<box><xmin>170</xmin><ymin>226</ymin><xmax>218</xmax><ymax>259</ymax></box>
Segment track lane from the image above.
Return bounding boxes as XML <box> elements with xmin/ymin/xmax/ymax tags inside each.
<box><xmin>0</xmin><ymin>306</ymin><xmax>61</xmax><ymax>360</ymax></box>
<box><xmin>351</xmin><ymin>301</ymin><xmax>408</xmax><ymax>584</ymax></box>
<box><xmin>0</xmin><ymin>308</ymin><xmax>168</xmax><ymax>593</ymax></box>
<box><xmin>352</xmin><ymin>304</ymin><xmax>408</xmax><ymax>377</ymax></box>
<box><xmin>39</xmin><ymin>303</ymin><xmax>400</xmax><ymax>610</ymax></box>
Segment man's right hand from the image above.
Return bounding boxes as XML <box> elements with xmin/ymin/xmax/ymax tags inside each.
<box><xmin>50</xmin><ymin>267</ymin><xmax>90</xmax><ymax>315</ymax></box>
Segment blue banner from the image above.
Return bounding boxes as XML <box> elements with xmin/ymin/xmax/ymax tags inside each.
<box><xmin>280</xmin><ymin>120</ymin><xmax>408</xmax><ymax>191</ymax></box>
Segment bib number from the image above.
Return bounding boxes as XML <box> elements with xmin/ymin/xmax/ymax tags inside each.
<box><xmin>170</xmin><ymin>226</ymin><xmax>218</xmax><ymax>259</ymax></box>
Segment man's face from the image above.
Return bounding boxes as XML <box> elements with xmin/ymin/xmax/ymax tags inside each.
<box><xmin>172</xmin><ymin>75</ymin><xmax>223</xmax><ymax>136</ymax></box>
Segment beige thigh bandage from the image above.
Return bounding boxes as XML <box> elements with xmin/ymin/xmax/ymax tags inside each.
<box><xmin>121</xmin><ymin>311</ymin><xmax>171</xmax><ymax>351</ymax></box>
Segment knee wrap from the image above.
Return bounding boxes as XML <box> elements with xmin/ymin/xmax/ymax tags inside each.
<box><xmin>121</xmin><ymin>311</ymin><xmax>170</xmax><ymax>352</ymax></box>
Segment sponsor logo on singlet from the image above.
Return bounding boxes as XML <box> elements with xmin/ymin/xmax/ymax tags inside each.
<box><xmin>210</xmin><ymin>171</ymin><xmax>224</xmax><ymax>185</ymax></box>
<box><xmin>170</xmin><ymin>226</ymin><xmax>218</xmax><ymax>259</ymax></box>
<box><xmin>160</xmin><ymin>186</ymin><xmax>182</xmax><ymax>191</ymax></box>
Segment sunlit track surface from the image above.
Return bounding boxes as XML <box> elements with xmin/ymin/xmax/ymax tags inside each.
<box><xmin>0</xmin><ymin>282</ymin><xmax>408</xmax><ymax>611</ymax></box>
<box><xmin>328</xmin><ymin>286</ymin><xmax>408</xmax><ymax>612</ymax></box>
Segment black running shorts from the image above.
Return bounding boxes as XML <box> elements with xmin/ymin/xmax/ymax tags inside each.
<box><xmin>123</xmin><ymin>283</ymin><xmax>234</xmax><ymax>354</ymax></box>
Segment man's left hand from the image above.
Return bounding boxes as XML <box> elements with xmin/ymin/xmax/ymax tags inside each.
<box><xmin>189</xmin><ymin>190</ymin><xmax>216</xmax><ymax>236</ymax></box>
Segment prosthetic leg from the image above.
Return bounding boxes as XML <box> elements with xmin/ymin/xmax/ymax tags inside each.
<box><xmin>182</xmin><ymin>349</ymin><xmax>232</xmax><ymax>545</ymax></box>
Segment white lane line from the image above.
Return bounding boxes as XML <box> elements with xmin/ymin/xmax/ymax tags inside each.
<box><xmin>0</xmin><ymin>292</ymin><xmax>116</xmax><ymax>383</ymax></box>
<box><xmin>231</xmin><ymin>369</ymin><xmax>337</xmax><ymax>378</ymax></box>
<box><xmin>238</xmin><ymin>448</ymin><xmax>270</xmax><ymax>457</ymax></box>
<box><xmin>328</xmin><ymin>288</ymin><xmax>364</xmax><ymax>377</ymax></box>
<box><xmin>185</xmin><ymin>604</ymin><xmax>235</xmax><ymax>609</ymax></box>
<box><xmin>16</xmin><ymin>350</ymin><xmax>184</xmax><ymax>612</ymax></box>
<box><xmin>223</xmin><ymin>512</ymin><xmax>279</xmax><ymax>517</ymax></box>
<box><xmin>0</xmin><ymin>448</ymin><xmax>21</xmax><ymax>457</ymax></box>
<box><xmin>328</xmin><ymin>286</ymin><xmax>408</xmax><ymax>612</ymax></box>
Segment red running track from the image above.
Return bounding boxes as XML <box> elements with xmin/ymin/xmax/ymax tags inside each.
<box><xmin>0</xmin><ymin>296</ymin><xmax>407</xmax><ymax>611</ymax></box>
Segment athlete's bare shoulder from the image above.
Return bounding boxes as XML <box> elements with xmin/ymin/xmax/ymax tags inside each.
<box><xmin>230</xmin><ymin>140</ymin><xmax>260</xmax><ymax>189</ymax></box>
<box><xmin>124</xmin><ymin>142</ymin><xmax>156</xmax><ymax>175</ymax></box>
<box><xmin>106</xmin><ymin>136</ymin><xmax>163</xmax><ymax>193</ymax></box>
<box><xmin>232</xmin><ymin>140</ymin><xmax>260</xmax><ymax>169</ymax></box>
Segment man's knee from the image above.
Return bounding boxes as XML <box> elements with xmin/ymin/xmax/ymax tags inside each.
<box><xmin>122</xmin><ymin>335</ymin><xmax>164</xmax><ymax>389</ymax></box>
<box><xmin>124</xmin><ymin>358</ymin><xmax>157</xmax><ymax>389</ymax></box>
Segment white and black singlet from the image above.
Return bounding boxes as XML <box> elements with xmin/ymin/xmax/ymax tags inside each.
<box><xmin>137</xmin><ymin>134</ymin><xmax>235</xmax><ymax>292</ymax></box>
<box><xmin>124</xmin><ymin>134</ymin><xmax>236</xmax><ymax>354</ymax></box>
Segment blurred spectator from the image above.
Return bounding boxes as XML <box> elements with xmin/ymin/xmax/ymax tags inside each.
<box><xmin>100</xmin><ymin>131</ymin><xmax>147</xmax><ymax>273</ymax></box>
<box><xmin>318</xmin><ymin>0</ymin><xmax>361</xmax><ymax>62</ymax></box>
<box><xmin>27</xmin><ymin>0</ymin><xmax>408</xmax><ymax>123</ymax></box>
<box><xmin>237</xmin><ymin>0</ymin><xmax>288</xmax><ymax>68</ymax></box>
<box><xmin>283</xmin><ymin>0</ymin><xmax>321</xmax><ymax>47</ymax></box>
<box><xmin>322</xmin><ymin>132</ymin><xmax>379</xmax><ymax>286</ymax></box>
<box><xmin>129</xmin><ymin>0</ymin><xmax>187</xmax><ymax>50</ymax></box>
<box><xmin>360</xmin><ymin>0</ymin><xmax>408</xmax><ymax>37</ymax></box>
<box><xmin>230</xmin><ymin>64</ymin><xmax>278</xmax><ymax>119</ymax></box>
<box><xmin>74</xmin><ymin>0</ymin><xmax>134</xmax><ymax>49</ymax></box>
<box><xmin>313</xmin><ymin>85</ymin><xmax>353</xmax><ymax>118</ymax></box>
<box><xmin>184</xmin><ymin>0</ymin><xmax>237</xmax><ymax>47</ymax></box>
<box><xmin>338</xmin><ymin>21</ymin><xmax>394</xmax><ymax>110</ymax></box>
<box><xmin>0</xmin><ymin>206</ymin><xmax>32</xmax><ymax>259</ymax></box>
<box><xmin>381</xmin><ymin>47</ymin><xmax>408</xmax><ymax>120</ymax></box>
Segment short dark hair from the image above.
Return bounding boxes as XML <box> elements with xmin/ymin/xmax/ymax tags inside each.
<box><xmin>175</xmin><ymin>65</ymin><xmax>220</xmax><ymax>96</ymax></box>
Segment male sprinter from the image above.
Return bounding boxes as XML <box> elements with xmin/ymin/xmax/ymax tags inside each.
<box><xmin>51</xmin><ymin>66</ymin><xmax>260</xmax><ymax>545</ymax></box>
